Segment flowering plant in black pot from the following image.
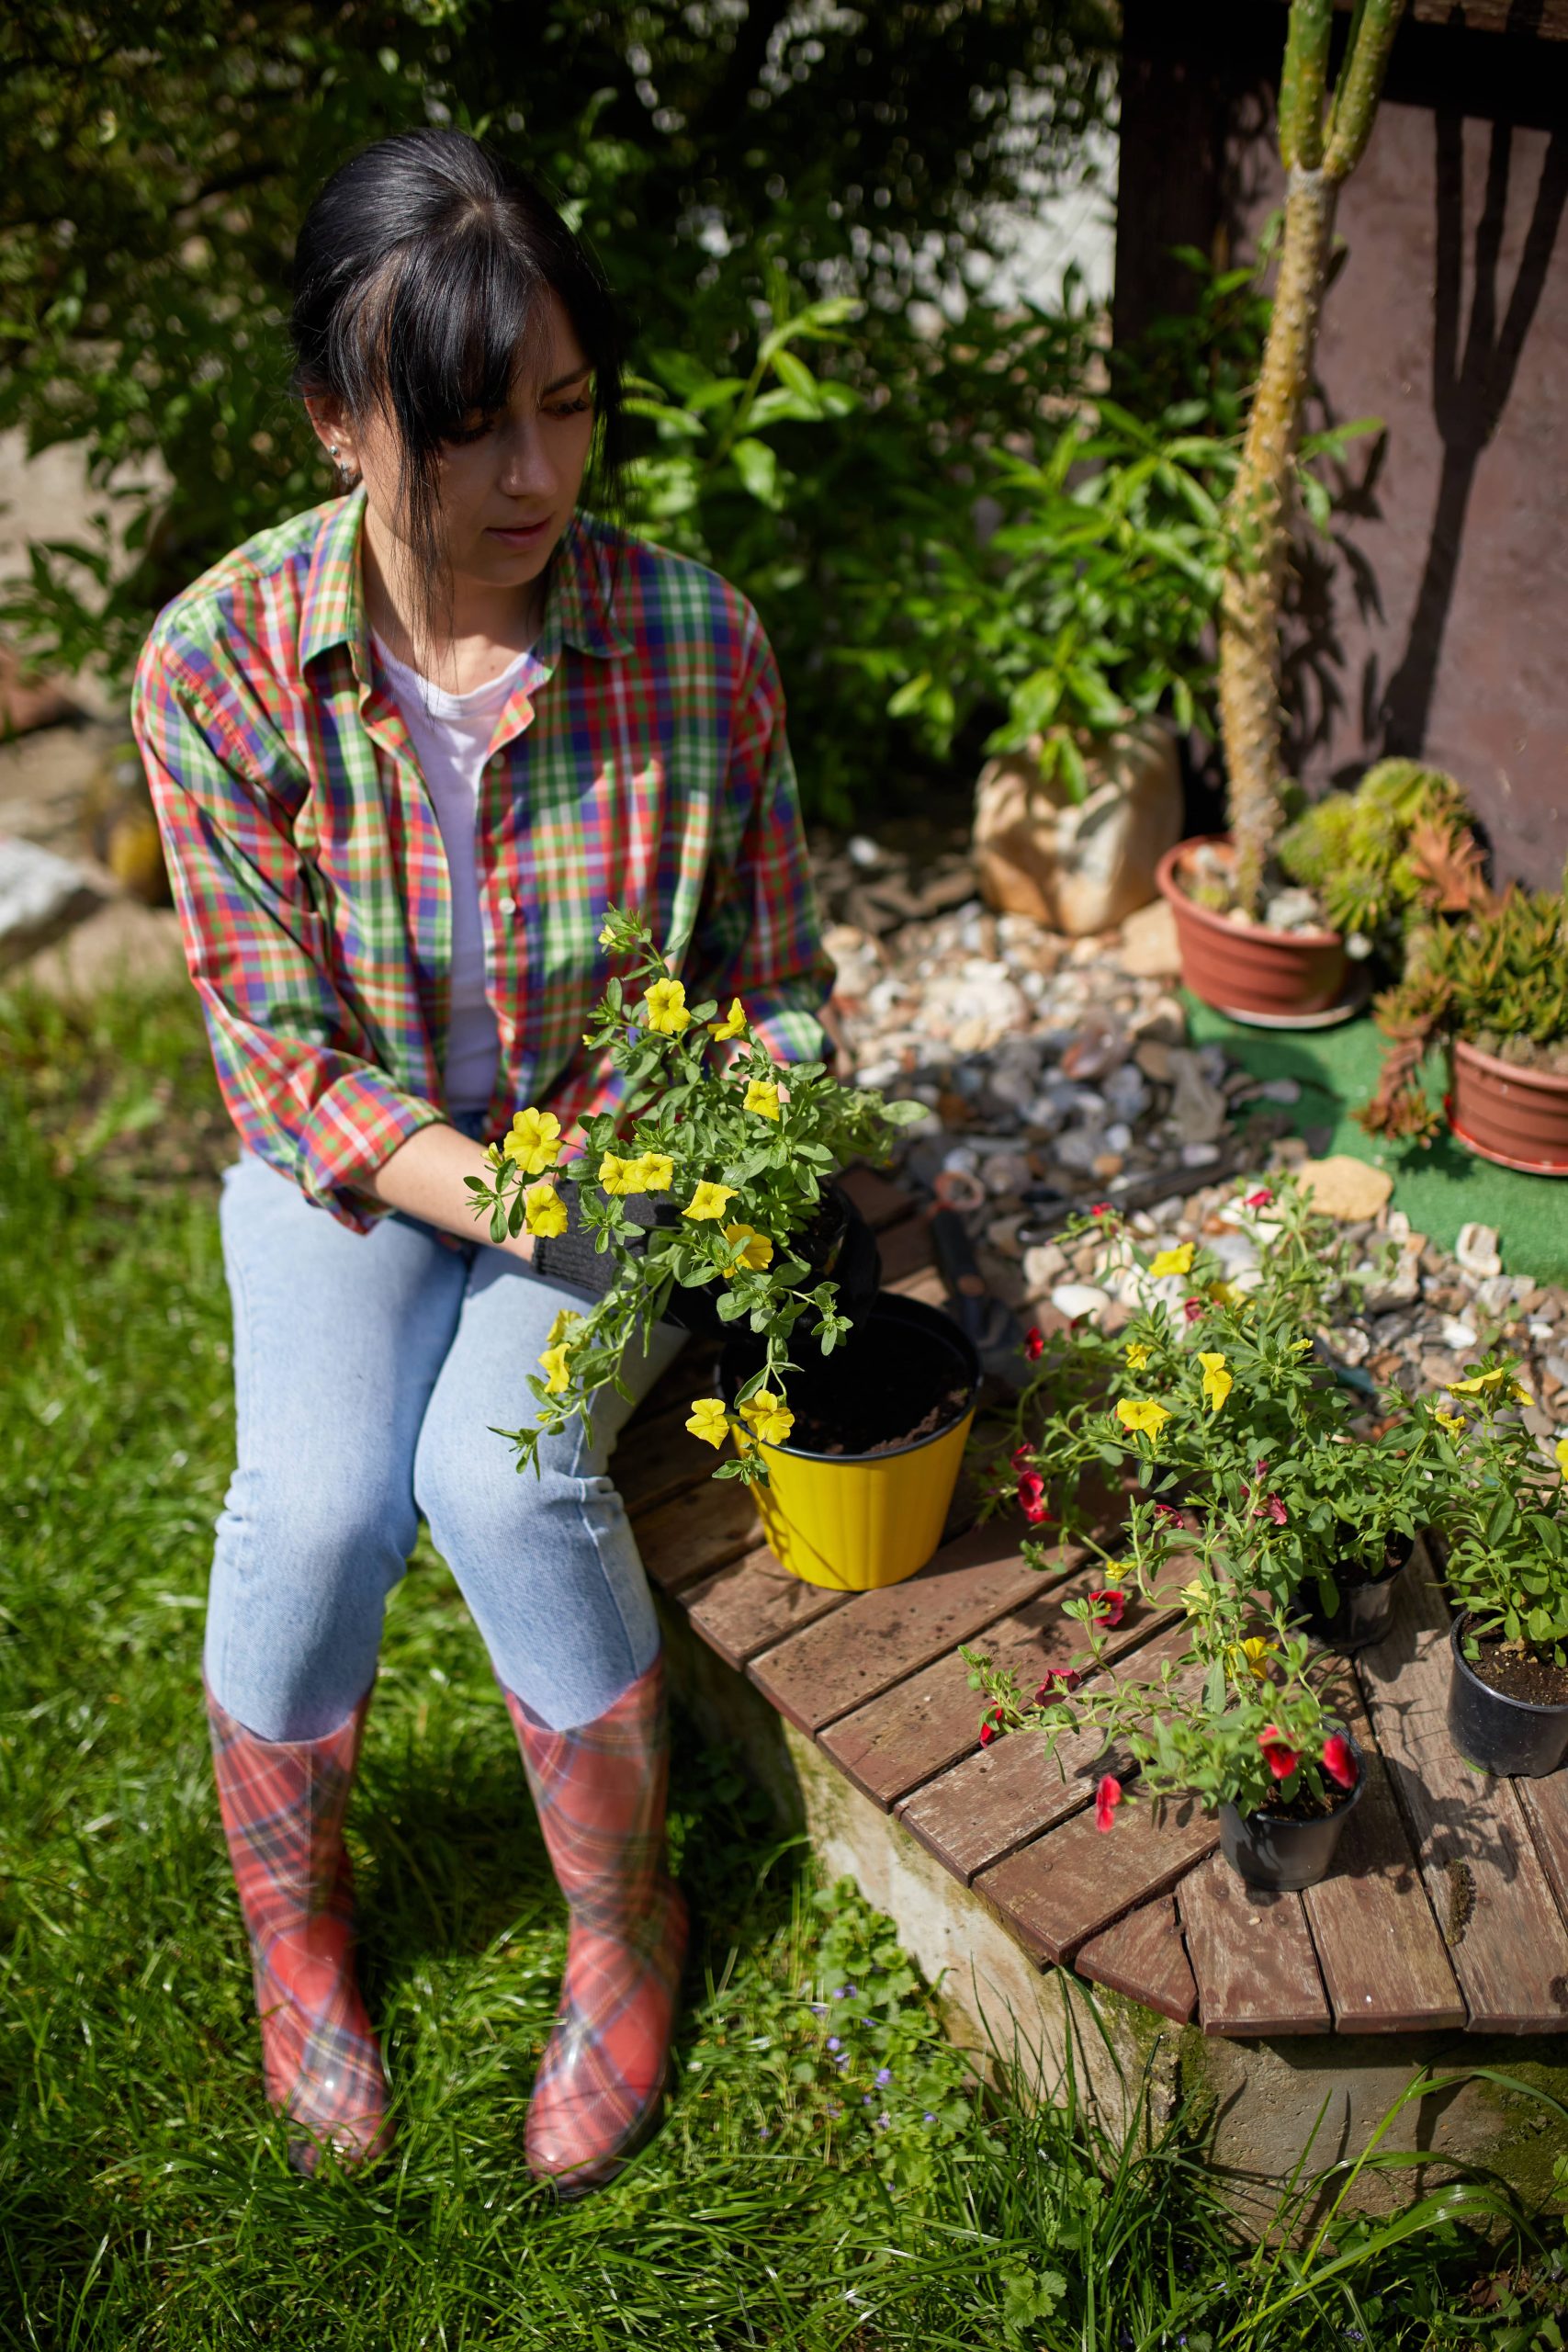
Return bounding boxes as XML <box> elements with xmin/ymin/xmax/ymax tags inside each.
<box><xmin>963</xmin><ymin>1572</ymin><xmax>1362</xmax><ymax>1893</ymax></box>
<box><xmin>1420</xmin><ymin>1357</ymin><xmax>1568</xmax><ymax>1776</ymax></box>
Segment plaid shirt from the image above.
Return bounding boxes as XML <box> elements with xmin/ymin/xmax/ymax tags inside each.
<box><xmin>130</xmin><ymin>485</ymin><xmax>830</xmax><ymax>1233</ymax></box>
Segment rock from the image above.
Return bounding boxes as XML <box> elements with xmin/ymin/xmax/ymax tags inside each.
<box><xmin>1166</xmin><ymin>1048</ymin><xmax>1230</xmax><ymax>1146</ymax></box>
<box><xmin>847</xmin><ymin>834</ymin><xmax>885</xmax><ymax>871</ymax></box>
<box><xmin>1022</xmin><ymin>1241</ymin><xmax>1069</xmax><ymax>1294</ymax></box>
<box><xmin>983</xmin><ymin>1152</ymin><xmax>1032</xmax><ymax>1196</ymax></box>
<box><xmin>0</xmin><ymin>643</ymin><xmax>80</xmax><ymax>738</ymax></box>
<box><xmin>974</xmin><ymin>724</ymin><xmax>1181</xmax><ymax>937</ymax></box>
<box><xmin>1180</xmin><ymin>1141</ymin><xmax>1221</xmax><ymax>1168</ymax></box>
<box><xmin>1128</xmin><ymin>994</ymin><xmax>1188</xmax><ymax>1047</ymax></box>
<box><xmin>1364</xmin><ymin>1259</ymin><xmax>1420</xmax><ymax>1311</ymax></box>
<box><xmin>1051</xmin><ymin>1282</ymin><xmax>1111</xmax><ymax>1322</ymax></box>
<box><xmin>1055</xmin><ymin>1127</ymin><xmax>1108</xmax><ymax>1172</ymax></box>
<box><xmin>1261</xmin><ymin>888</ymin><xmax>1325</xmax><ymax>933</ymax></box>
<box><xmin>1472</xmin><ymin>1274</ymin><xmax>1515</xmax><ymax>1318</ymax></box>
<box><xmin>1115</xmin><ymin>895</ymin><xmax>1182</xmax><ymax>979</ymax></box>
<box><xmin>1439</xmin><ymin>1317</ymin><xmax>1478</xmax><ymax>1351</ymax></box>
<box><xmin>1134</xmin><ymin>1040</ymin><xmax>1173</xmax><ymax>1084</ymax></box>
<box><xmin>15</xmin><ymin>895</ymin><xmax>186</xmax><ymax>996</ymax></box>
<box><xmin>1454</xmin><ymin>1222</ymin><xmax>1503</xmax><ymax>1282</ymax></box>
<box><xmin>1102</xmin><ymin>1064</ymin><xmax>1150</xmax><ymax>1123</ymax></box>
<box><xmin>1060</xmin><ymin>1017</ymin><xmax>1128</xmax><ymax>1083</ymax></box>
<box><xmin>0</xmin><ymin>832</ymin><xmax>104</xmax><ymax>971</ymax></box>
<box><xmin>1296</xmin><ymin>1156</ymin><xmax>1394</xmax><ymax>1222</ymax></box>
<box><xmin>1545</xmin><ymin>1355</ymin><xmax>1568</xmax><ymax>1395</ymax></box>
<box><xmin>1256</xmin><ymin>1078</ymin><xmax>1302</xmax><ymax>1105</ymax></box>
<box><xmin>1091</xmin><ymin>1150</ymin><xmax>1125</xmax><ymax>1181</ymax></box>
<box><xmin>1332</xmin><ymin>1327</ymin><xmax>1371</xmax><ymax>1367</ymax></box>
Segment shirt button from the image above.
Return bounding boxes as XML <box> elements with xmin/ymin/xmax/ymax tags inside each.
<box><xmin>498</xmin><ymin>893</ymin><xmax>517</xmax><ymax>915</ymax></box>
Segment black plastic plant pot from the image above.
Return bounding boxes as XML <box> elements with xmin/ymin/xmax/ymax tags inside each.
<box><xmin>1447</xmin><ymin>1612</ymin><xmax>1568</xmax><ymax>1780</ymax></box>
<box><xmin>1217</xmin><ymin>1736</ymin><xmax>1365</xmax><ymax>1894</ymax></box>
<box><xmin>1297</xmin><ymin>1532</ymin><xmax>1415</xmax><ymax>1654</ymax></box>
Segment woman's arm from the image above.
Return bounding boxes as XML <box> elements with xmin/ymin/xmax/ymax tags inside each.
<box><xmin>367</xmin><ymin>1123</ymin><xmax>534</xmax><ymax>1261</ymax></box>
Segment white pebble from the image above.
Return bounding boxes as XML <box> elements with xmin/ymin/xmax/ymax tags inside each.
<box><xmin>1439</xmin><ymin>1317</ymin><xmax>1478</xmax><ymax>1351</ymax></box>
<box><xmin>1051</xmin><ymin>1283</ymin><xmax>1111</xmax><ymax>1323</ymax></box>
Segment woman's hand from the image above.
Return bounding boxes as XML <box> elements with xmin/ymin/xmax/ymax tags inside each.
<box><xmin>367</xmin><ymin>1123</ymin><xmax>536</xmax><ymax>1259</ymax></box>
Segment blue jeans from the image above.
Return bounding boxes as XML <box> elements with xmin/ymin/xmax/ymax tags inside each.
<box><xmin>205</xmin><ymin>1147</ymin><xmax>685</xmax><ymax>1742</ymax></box>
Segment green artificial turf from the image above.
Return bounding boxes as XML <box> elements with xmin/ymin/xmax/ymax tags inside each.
<box><xmin>3</xmin><ymin>977</ymin><xmax>1565</xmax><ymax>2347</ymax></box>
<box><xmin>1186</xmin><ymin>997</ymin><xmax>1568</xmax><ymax>1285</ymax></box>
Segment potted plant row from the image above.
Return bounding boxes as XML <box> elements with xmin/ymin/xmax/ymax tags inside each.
<box><xmin>468</xmin><ymin>905</ymin><xmax>977</xmax><ymax>1593</ymax></box>
<box><xmin>966</xmin><ymin>1177</ymin><xmax>1568</xmax><ymax>1893</ymax></box>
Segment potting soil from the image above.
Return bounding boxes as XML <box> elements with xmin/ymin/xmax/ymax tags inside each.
<box><xmin>1464</xmin><ymin>1637</ymin><xmax>1568</xmax><ymax>1708</ymax></box>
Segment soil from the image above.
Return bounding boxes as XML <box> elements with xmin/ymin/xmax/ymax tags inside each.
<box><xmin>1462</xmin><ymin>1634</ymin><xmax>1568</xmax><ymax>1709</ymax></box>
<box><xmin>727</xmin><ymin>1309</ymin><xmax>973</xmax><ymax>1458</ymax></box>
<box><xmin>1250</xmin><ymin>1776</ymin><xmax>1358</xmax><ymax>1826</ymax></box>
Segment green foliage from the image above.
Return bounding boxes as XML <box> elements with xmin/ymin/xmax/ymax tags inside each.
<box><xmin>472</xmin><ymin>904</ymin><xmax>922</xmax><ymax>1482</ymax></box>
<box><xmin>2</xmin><ymin>972</ymin><xmax>1563</xmax><ymax>2351</ymax></box>
<box><xmin>0</xmin><ymin>0</ymin><xmax>1115</xmax><ymax>819</ymax></box>
<box><xmin>1417</xmin><ymin>1356</ymin><xmax>1568</xmax><ymax>1662</ymax></box>
<box><xmin>1278</xmin><ymin>757</ymin><xmax>1487</xmax><ymax>955</ymax></box>
<box><xmin>1360</xmin><ymin>879</ymin><xmax>1568</xmax><ymax>1140</ymax></box>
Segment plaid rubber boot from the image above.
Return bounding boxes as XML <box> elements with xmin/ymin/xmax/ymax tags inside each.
<box><xmin>504</xmin><ymin>1653</ymin><xmax>688</xmax><ymax>2197</ymax></box>
<box><xmin>205</xmin><ymin>1679</ymin><xmax>391</xmax><ymax>2175</ymax></box>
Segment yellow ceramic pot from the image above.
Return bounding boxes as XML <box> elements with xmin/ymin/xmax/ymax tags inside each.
<box><xmin>726</xmin><ymin>1294</ymin><xmax>980</xmax><ymax>1591</ymax></box>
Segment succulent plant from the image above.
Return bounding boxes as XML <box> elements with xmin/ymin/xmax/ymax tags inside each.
<box><xmin>1277</xmin><ymin>758</ymin><xmax>1488</xmax><ymax>955</ymax></box>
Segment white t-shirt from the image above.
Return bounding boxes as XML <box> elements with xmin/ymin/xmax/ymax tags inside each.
<box><xmin>371</xmin><ymin>631</ymin><xmax>532</xmax><ymax>1117</ymax></box>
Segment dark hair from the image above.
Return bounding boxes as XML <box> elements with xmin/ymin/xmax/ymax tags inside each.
<box><xmin>288</xmin><ymin>128</ymin><xmax>627</xmax><ymax>666</ymax></box>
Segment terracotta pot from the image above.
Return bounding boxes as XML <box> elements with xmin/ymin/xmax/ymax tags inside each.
<box><xmin>1450</xmin><ymin>1036</ymin><xmax>1568</xmax><ymax>1176</ymax></box>
<box><xmin>1155</xmin><ymin>837</ymin><xmax>1348</xmax><ymax>1022</ymax></box>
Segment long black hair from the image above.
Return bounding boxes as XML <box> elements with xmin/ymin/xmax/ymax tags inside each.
<box><xmin>288</xmin><ymin>129</ymin><xmax>628</xmax><ymax>666</ymax></box>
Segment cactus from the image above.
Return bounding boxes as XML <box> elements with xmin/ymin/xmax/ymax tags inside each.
<box><xmin>1220</xmin><ymin>0</ymin><xmax>1407</xmax><ymax>916</ymax></box>
<box><xmin>1277</xmin><ymin>757</ymin><xmax>1488</xmax><ymax>951</ymax></box>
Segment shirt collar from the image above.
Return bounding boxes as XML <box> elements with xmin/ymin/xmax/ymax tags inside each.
<box><xmin>299</xmin><ymin>484</ymin><xmax>632</xmax><ymax>675</ymax></box>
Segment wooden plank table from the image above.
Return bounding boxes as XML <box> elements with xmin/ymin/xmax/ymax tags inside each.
<box><xmin>609</xmin><ymin>1185</ymin><xmax>1568</xmax><ymax>2041</ymax></box>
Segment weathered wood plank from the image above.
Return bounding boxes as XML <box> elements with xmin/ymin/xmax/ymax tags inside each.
<box><xmin>1357</xmin><ymin>1553</ymin><xmax>1568</xmax><ymax>2033</ymax></box>
<box><xmin>887</xmin><ymin>1262</ymin><xmax>949</xmax><ymax>1311</ymax></box>
<box><xmin>821</xmin><ymin>1571</ymin><xmax>1174</xmax><ymax>1812</ymax></box>
<box><xmin>838</xmin><ymin>1164</ymin><xmax>919</xmax><ymax>1232</ymax></box>
<box><xmin>682</xmin><ymin>1544</ymin><xmax>847</xmax><ymax>1668</ymax></box>
<box><xmin>1516</xmin><ymin>1773</ymin><xmax>1568</xmax><ymax>1929</ymax></box>
<box><xmin>637</xmin><ymin>1478</ymin><xmax>761</xmax><ymax>1596</ymax></box>
<box><xmin>615</xmin><ymin>1407</ymin><xmax>716</xmax><ymax>1513</ymax></box>
<box><xmin>1179</xmin><ymin>1854</ymin><xmax>1331</xmax><ymax>2038</ymax></box>
<box><xmin>975</xmin><ymin>1792</ymin><xmax>1219</xmax><ymax>1966</ymax></box>
<box><xmin>893</xmin><ymin>1614</ymin><xmax>1193</xmax><ymax>1883</ymax></box>
<box><xmin>1075</xmin><ymin>1895</ymin><xmax>1198</xmax><ymax>2026</ymax></box>
<box><xmin>634</xmin><ymin>1338</ymin><xmax>719</xmax><ymax>1428</ymax></box>
<box><xmin>877</xmin><ymin>1212</ymin><xmax>936</xmax><ymax>1286</ymax></box>
<box><xmin>1301</xmin><ymin>1664</ymin><xmax>1466</xmax><ymax>2034</ymax></box>
<box><xmin>746</xmin><ymin>1516</ymin><xmax>1045</xmax><ymax>1736</ymax></box>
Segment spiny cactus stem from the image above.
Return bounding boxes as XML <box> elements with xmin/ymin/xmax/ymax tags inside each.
<box><xmin>1219</xmin><ymin>164</ymin><xmax>1338</xmax><ymax>916</ymax></box>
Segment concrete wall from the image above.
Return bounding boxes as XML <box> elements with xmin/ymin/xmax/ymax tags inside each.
<box><xmin>1116</xmin><ymin>0</ymin><xmax>1568</xmax><ymax>891</ymax></box>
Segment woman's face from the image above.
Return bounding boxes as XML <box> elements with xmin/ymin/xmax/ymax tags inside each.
<box><xmin>308</xmin><ymin>286</ymin><xmax>598</xmax><ymax>615</ymax></box>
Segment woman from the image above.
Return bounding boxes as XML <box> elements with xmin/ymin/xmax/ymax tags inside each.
<box><xmin>130</xmin><ymin>128</ymin><xmax>851</xmax><ymax>2195</ymax></box>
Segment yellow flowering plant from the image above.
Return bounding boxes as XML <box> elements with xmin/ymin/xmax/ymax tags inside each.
<box><xmin>470</xmin><ymin>904</ymin><xmax>923</xmax><ymax>1484</ymax></box>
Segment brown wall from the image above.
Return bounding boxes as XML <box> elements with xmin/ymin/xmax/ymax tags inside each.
<box><xmin>1117</xmin><ymin>0</ymin><xmax>1568</xmax><ymax>890</ymax></box>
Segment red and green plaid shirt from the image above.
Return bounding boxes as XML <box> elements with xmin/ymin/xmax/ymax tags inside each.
<box><xmin>130</xmin><ymin>485</ymin><xmax>830</xmax><ymax>1232</ymax></box>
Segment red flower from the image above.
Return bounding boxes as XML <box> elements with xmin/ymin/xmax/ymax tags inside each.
<box><xmin>1089</xmin><ymin>1587</ymin><xmax>1126</xmax><ymax>1628</ymax></box>
<box><xmin>1153</xmin><ymin>1500</ymin><xmax>1184</xmax><ymax>1525</ymax></box>
<box><xmin>1258</xmin><ymin>1726</ymin><xmax>1301</xmax><ymax>1781</ymax></box>
<box><xmin>1264</xmin><ymin>1492</ymin><xmax>1289</xmax><ymax>1526</ymax></box>
<box><xmin>1254</xmin><ymin>1458</ymin><xmax>1269</xmax><ymax>1478</ymax></box>
<box><xmin>1089</xmin><ymin>1202</ymin><xmax>1112</xmax><ymax>1218</ymax></box>
<box><xmin>1094</xmin><ymin>1774</ymin><xmax>1122</xmax><ymax>1833</ymax></box>
<box><xmin>1017</xmin><ymin>1471</ymin><xmax>1051</xmax><ymax>1527</ymax></box>
<box><xmin>1024</xmin><ymin>1327</ymin><xmax>1044</xmax><ymax>1363</ymax></box>
<box><xmin>1034</xmin><ymin>1667</ymin><xmax>1081</xmax><ymax>1701</ymax></box>
<box><xmin>1322</xmin><ymin>1734</ymin><xmax>1358</xmax><ymax>1792</ymax></box>
<box><xmin>1011</xmin><ymin>1442</ymin><xmax>1034</xmax><ymax>1471</ymax></box>
<box><xmin>1245</xmin><ymin>1187</ymin><xmax>1273</xmax><ymax>1210</ymax></box>
<box><xmin>979</xmin><ymin>1704</ymin><xmax>1005</xmax><ymax>1749</ymax></box>
<box><xmin>1183</xmin><ymin>1297</ymin><xmax>1204</xmax><ymax>1324</ymax></box>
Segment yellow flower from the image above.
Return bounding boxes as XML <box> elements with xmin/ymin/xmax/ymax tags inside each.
<box><xmin>597</xmin><ymin>914</ymin><xmax>620</xmax><ymax>949</ymax></box>
<box><xmin>710</xmin><ymin>998</ymin><xmax>749</xmax><ymax>1041</ymax></box>
<box><xmin>1208</xmin><ymin>1279</ymin><xmax>1244</xmax><ymax>1308</ymax></box>
<box><xmin>1149</xmin><ymin>1242</ymin><xmax>1195</xmax><ymax>1280</ymax></box>
<box><xmin>722</xmin><ymin>1222</ymin><xmax>774</xmax><ymax>1276</ymax></box>
<box><xmin>1116</xmin><ymin>1397</ymin><xmax>1172</xmax><ymax>1444</ymax></box>
<box><xmin>503</xmin><ymin>1105</ymin><xmax>562</xmax><ymax>1174</ymax></box>
<box><xmin>634</xmin><ymin>1151</ymin><xmax>673</xmax><ymax>1193</ymax></box>
<box><xmin>547</xmin><ymin>1306</ymin><xmax>581</xmax><ymax>1348</ymax></box>
<box><xmin>1124</xmin><ymin>1341</ymin><xmax>1152</xmax><ymax>1371</ymax></box>
<box><xmin>1556</xmin><ymin>1436</ymin><xmax>1568</xmax><ymax>1477</ymax></box>
<box><xmin>684</xmin><ymin>1181</ymin><xmax>738</xmax><ymax>1222</ymax></box>
<box><xmin>524</xmin><ymin>1181</ymin><xmax>569</xmax><ymax>1238</ymax></box>
<box><xmin>1292</xmin><ymin>1337</ymin><xmax>1314</xmax><ymax>1354</ymax></box>
<box><xmin>1230</xmin><ymin>1637</ymin><xmax>1277</xmax><ymax>1682</ymax></box>
<box><xmin>644</xmin><ymin>977</ymin><xmax>691</xmax><ymax>1035</ymax></box>
<box><xmin>1181</xmin><ymin>1578</ymin><xmax>1212</xmax><ymax>1612</ymax></box>
<box><xmin>685</xmin><ymin>1397</ymin><xmax>731</xmax><ymax>1449</ymax></box>
<box><xmin>1449</xmin><ymin>1368</ymin><xmax>1507</xmax><ymax>1396</ymax></box>
<box><xmin>740</xmin><ymin>1389</ymin><xmax>795</xmax><ymax>1446</ymax></box>
<box><xmin>484</xmin><ymin>1140</ymin><xmax>502</xmax><ymax>1169</ymax></box>
<box><xmin>1198</xmin><ymin>1351</ymin><xmax>1232</xmax><ymax>1414</ymax></box>
<box><xmin>599</xmin><ymin>1152</ymin><xmax>645</xmax><ymax>1195</ymax></box>
<box><xmin>538</xmin><ymin>1343</ymin><xmax>571</xmax><ymax>1396</ymax></box>
<box><xmin>1514</xmin><ymin>1382</ymin><xmax>1535</xmax><ymax>1408</ymax></box>
<box><xmin>744</xmin><ymin>1078</ymin><xmax>782</xmax><ymax>1122</ymax></box>
<box><xmin>1435</xmin><ymin>1408</ymin><xmax>1467</xmax><ymax>1434</ymax></box>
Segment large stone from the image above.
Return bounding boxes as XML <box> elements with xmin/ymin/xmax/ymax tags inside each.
<box><xmin>1297</xmin><ymin>1155</ymin><xmax>1395</xmax><ymax>1223</ymax></box>
<box><xmin>1115</xmin><ymin>896</ymin><xmax>1182</xmax><ymax>979</ymax></box>
<box><xmin>973</xmin><ymin>719</ymin><xmax>1181</xmax><ymax>938</ymax></box>
<box><xmin>0</xmin><ymin>832</ymin><xmax>101</xmax><ymax>970</ymax></box>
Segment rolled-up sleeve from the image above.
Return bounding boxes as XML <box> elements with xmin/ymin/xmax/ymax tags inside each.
<box><xmin>130</xmin><ymin>627</ymin><xmax>443</xmax><ymax>1229</ymax></box>
<box><xmin>686</xmin><ymin>608</ymin><xmax>832</xmax><ymax>1066</ymax></box>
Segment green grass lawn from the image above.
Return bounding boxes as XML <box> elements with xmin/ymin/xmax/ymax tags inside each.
<box><xmin>2</xmin><ymin>980</ymin><xmax>1565</xmax><ymax>2349</ymax></box>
